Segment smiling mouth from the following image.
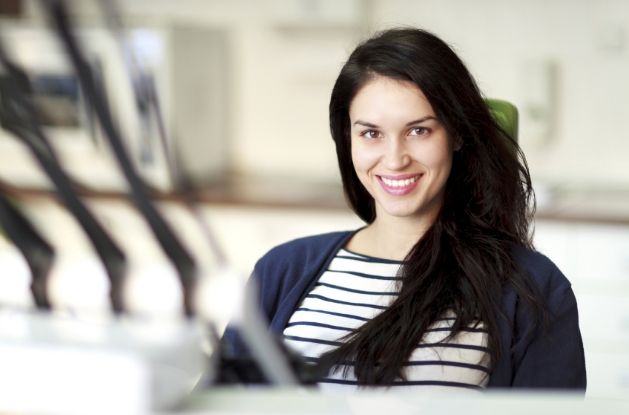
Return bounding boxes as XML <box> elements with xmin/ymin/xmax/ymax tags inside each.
<box><xmin>380</xmin><ymin>175</ymin><xmax>421</xmax><ymax>187</ymax></box>
<box><xmin>377</xmin><ymin>174</ymin><xmax>422</xmax><ymax>195</ymax></box>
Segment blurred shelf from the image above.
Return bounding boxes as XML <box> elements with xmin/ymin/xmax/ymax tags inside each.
<box><xmin>0</xmin><ymin>176</ymin><xmax>349</xmax><ymax>211</ymax></box>
<box><xmin>3</xmin><ymin>177</ymin><xmax>629</xmax><ymax>224</ymax></box>
<box><xmin>535</xmin><ymin>185</ymin><xmax>629</xmax><ymax>225</ymax></box>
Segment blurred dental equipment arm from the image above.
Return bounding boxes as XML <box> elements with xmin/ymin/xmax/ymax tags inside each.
<box><xmin>98</xmin><ymin>0</ymin><xmax>237</xmax><ymax>270</ymax></box>
<box><xmin>92</xmin><ymin>0</ymin><xmax>300</xmax><ymax>385</ymax></box>
<box><xmin>0</xmin><ymin>40</ymin><xmax>127</xmax><ymax>312</ymax></box>
<box><xmin>95</xmin><ymin>0</ymin><xmax>182</xmax><ymax>190</ymax></box>
<box><xmin>95</xmin><ymin>0</ymin><xmax>227</xmax><ymax>265</ymax></box>
<box><xmin>41</xmin><ymin>0</ymin><xmax>198</xmax><ymax>315</ymax></box>
<box><xmin>0</xmin><ymin>191</ymin><xmax>54</xmax><ymax>308</ymax></box>
<box><xmin>95</xmin><ymin>0</ymin><xmax>226</xmax><ymax>256</ymax></box>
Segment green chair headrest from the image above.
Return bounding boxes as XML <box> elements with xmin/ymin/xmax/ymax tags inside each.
<box><xmin>486</xmin><ymin>98</ymin><xmax>518</xmax><ymax>142</ymax></box>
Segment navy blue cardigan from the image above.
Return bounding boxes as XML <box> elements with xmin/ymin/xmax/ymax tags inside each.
<box><xmin>225</xmin><ymin>230</ymin><xmax>586</xmax><ymax>390</ymax></box>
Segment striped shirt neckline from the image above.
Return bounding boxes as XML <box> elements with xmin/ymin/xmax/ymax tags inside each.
<box><xmin>337</xmin><ymin>248</ymin><xmax>405</xmax><ymax>265</ymax></box>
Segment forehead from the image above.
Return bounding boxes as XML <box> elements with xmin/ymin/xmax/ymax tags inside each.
<box><xmin>349</xmin><ymin>76</ymin><xmax>435</xmax><ymax>125</ymax></box>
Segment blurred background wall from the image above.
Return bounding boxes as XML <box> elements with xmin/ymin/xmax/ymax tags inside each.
<box><xmin>83</xmin><ymin>0</ymin><xmax>629</xmax><ymax>189</ymax></box>
<box><xmin>3</xmin><ymin>0</ymin><xmax>629</xmax><ymax>190</ymax></box>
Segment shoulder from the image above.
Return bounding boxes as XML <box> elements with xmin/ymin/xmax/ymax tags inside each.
<box><xmin>502</xmin><ymin>246</ymin><xmax>586</xmax><ymax>390</ymax></box>
<box><xmin>251</xmin><ymin>230</ymin><xmax>356</xmax><ymax>320</ymax></box>
<box><xmin>509</xmin><ymin>246</ymin><xmax>580</xmax><ymax>325</ymax></box>
<box><xmin>511</xmin><ymin>245</ymin><xmax>573</xmax><ymax>296</ymax></box>
<box><xmin>254</xmin><ymin>230</ymin><xmax>354</xmax><ymax>274</ymax></box>
<box><xmin>268</xmin><ymin>230</ymin><xmax>352</xmax><ymax>251</ymax></box>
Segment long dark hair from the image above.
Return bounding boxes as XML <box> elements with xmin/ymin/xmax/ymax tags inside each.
<box><xmin>322</xmin><ymin>28</ymin><xmax>546</xmax><ymax>385</ymax></box>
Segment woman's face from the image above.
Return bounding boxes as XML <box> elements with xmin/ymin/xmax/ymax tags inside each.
<box><xmin>349</xmin><ymin>76</ymin><xmax>455</xmax><ymax>223</ymax></box>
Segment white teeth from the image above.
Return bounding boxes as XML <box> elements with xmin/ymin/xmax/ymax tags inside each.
<box><xmin>381</xmin><ymin>176</ymin><xmax>419</xmax><ymax>187</ymax></box>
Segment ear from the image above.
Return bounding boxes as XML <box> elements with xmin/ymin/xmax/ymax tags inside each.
<box><xmin>453</xmin><ymin>135</ymin><xmax>463</xmax><ymax>152</ymax></box>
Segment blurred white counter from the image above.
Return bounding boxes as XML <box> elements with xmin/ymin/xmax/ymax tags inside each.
<box><xmin>174</xmin><ymin>388</ymin><xmax>627</xmax><ymax>415</ymax></box>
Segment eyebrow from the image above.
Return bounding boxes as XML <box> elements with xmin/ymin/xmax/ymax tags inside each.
<box><xmin>352</xmin><ymin>116</ymin><xmax>438</xmax><ymax>128</ymax></box>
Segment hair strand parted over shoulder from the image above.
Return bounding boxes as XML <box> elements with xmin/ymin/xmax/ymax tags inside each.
<box><xmin>321</xmin><ymin>28</ymin><xmax>547</xmax><ymax>386</ymax></box>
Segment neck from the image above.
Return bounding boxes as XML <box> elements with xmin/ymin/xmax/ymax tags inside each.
<box><xmin>349</xmin><ymin>212</ymin><xmax>437</xmax><ymax>261</ymax></box>
<box><xmin>376</xmin><ymin>215</ymin><xmax>433</xmax><ymax>258</ymax></box>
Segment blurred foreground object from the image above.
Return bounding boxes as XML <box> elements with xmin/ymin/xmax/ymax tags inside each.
<box><xmin>0</xmin><ymin>37</ymin><xmax>129</xmax><ymax>312</ymax></box>
<box><xmin>0</xmin><ymin>310</ymin><xmax>207</xmax><ymax>414</ymax></box>
<box><xmin>182</xmin><ymin>387</ymin><xmax>629</xmax><ymax>414</ymax></box>
<box><xmin>0</xmin><ymin>192</ymin><xmax>54</xmax><ymax>308</ymax></box>
<box><xmin>0</xmin><ymin>2</ymin><xmax>303</xmax><ymax>412</ymax></box>
<box><xmin>0</xmin><ymin>0</ymin><xmax>22</xmax><ymax>16</ymax></box>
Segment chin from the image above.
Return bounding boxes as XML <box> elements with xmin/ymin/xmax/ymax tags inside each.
<box><xmin>379</xmin><ymin>204</ymin><xmax>424</xmax><ymax>219</ymax></box>
<box><xmin>376</xmin><ymin>197</ymin><xmax>441</xmax><ymax>221</ymax></box>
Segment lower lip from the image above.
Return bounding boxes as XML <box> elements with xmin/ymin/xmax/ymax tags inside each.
<box><xmin>377</xmin><ymin>176</ymin><xmax>421</xmax><ymax>196</ymax></box>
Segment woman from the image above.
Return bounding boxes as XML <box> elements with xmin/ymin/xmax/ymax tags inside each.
<box><xmin>227</xmin><ymin>28</ymin><xmax>586</xmax><ymax>391</ymax></box>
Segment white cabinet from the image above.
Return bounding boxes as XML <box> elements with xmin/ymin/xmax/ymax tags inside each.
<box><xmin>534</xmin><ymin>219</ymin><xmax>629</xmax><ymax>398</ymax></box>
<box><xmin>534</xmin><ymin>220</ymin><xmax>629</xmax><ymax>293</ymax></box>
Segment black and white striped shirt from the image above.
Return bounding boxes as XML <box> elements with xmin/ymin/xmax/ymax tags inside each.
<box><xmin>283</xmin><ymin>248</ymin><xmax>490</xmax><ymax>391</ymax></box>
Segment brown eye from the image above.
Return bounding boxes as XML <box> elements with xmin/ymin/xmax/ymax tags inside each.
<box><xmin>409</xmin><ymin>127</ymin><xmax>430</xmax><ymax>136</ymax></box>
<box><xmin>361</xmin><ymin>130</ymin><xmax>381</xmax><ymax>139</ymax></box>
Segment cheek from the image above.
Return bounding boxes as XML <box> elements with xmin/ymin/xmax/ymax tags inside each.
<box><xmin>350</xmin><ymin>145</ymin><xmax>364</xmax><ymax>175</ymax></box>
<box><xmin>422</xmin><ymin>141</ymin><xmax>453</xmax><ymax>173</ymax></box>
<box><xmin>351</xmin><ymin>142</ymin><xmax>379</xmax><ymax>174</ymax></box>
<box><xmin>351</xmin><ymin>150</ymin><xmax>378</xmax><ymax>197</ymax></box>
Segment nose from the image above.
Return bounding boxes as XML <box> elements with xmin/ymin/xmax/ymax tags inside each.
<box><xmin>383</xmin><ymin>138</ymin><xmax>411</xmax><ymax>170</ymax></box>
